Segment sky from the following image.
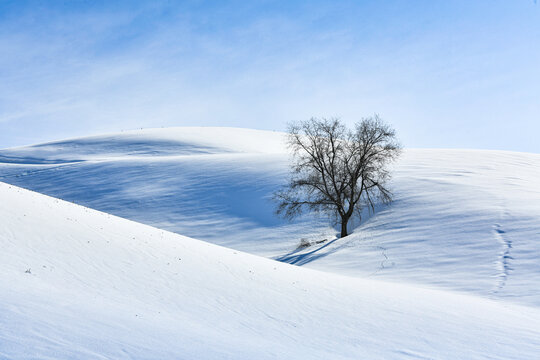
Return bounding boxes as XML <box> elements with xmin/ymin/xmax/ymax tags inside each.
<box><xmin>1</xmin><ymin>0</ymin><xmax>539</xmax><ymax>152</ymax></box>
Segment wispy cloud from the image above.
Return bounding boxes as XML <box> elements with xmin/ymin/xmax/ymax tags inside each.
<box><xmin>1</xmin><ymin>1</ymin><xmax>539</xmax><ymax>152</ymax></box>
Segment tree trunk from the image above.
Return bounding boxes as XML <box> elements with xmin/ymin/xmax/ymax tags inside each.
<box><xmin>340</xmin><ymin>217</ymin><xmax>349</xmax><ymax>238</ymax></box>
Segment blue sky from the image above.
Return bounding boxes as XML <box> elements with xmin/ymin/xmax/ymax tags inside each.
<box><xmin>1</xmin><ymin>0</ymin><xmax>539</xmax><ymax>152</ymax></box>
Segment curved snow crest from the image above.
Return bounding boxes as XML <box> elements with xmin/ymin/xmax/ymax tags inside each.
<box><xmin>1</xmin><ymin>182</ymin><xmax>540</xmax><ymax>359</ymax></box>
<box><xmin>0</xmin><ymin>127</ymin><xmax>288</xmax><ymax>162</ymax></box>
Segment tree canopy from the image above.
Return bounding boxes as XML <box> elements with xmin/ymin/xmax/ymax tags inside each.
<box><xmin>274</xmin><ymin>116</ymin><xmax>401</xmax><ymax>237</ymax></box>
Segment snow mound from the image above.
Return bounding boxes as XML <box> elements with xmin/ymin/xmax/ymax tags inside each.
<box><xmin>0</xmin><ymin>127</ymin><xmax>286</xmax><ymax>162</ymax></box>
<box><xmin>1</xmin><ymin>127</ymin><xmax>540</xmax><ymax>307</ymax></box>
<box><xmin>1</xmin><ymin>182</ymin><xmax>539</xmax><ymax>359</ymax></box>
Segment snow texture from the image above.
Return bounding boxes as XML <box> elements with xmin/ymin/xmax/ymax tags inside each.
<box><xmin>1</xmin><ymin>182</ymin><xmax>540</xmax><ymax>359</ymax></box>
<box><xmin>1</xmin><ymin>127</ymin><xmax>540</xmax><ymax>308</ymax></box>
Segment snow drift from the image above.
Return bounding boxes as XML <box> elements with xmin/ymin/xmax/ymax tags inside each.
<box><xmin>1</xmin><ymin>182</ymin><xmax>539</xmax><ymax>359</ymax></box>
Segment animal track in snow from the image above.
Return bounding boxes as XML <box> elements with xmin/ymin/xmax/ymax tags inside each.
<box><xmin>492</xmin><ymin>224</ymin><xmax>513</xmax><ymax>293</ymax></box>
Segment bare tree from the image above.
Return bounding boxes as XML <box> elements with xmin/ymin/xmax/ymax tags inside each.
<box><xmin>274</xmin><ymin>116</ymin><xmax>401</xmax><ymax>238</ymax></box>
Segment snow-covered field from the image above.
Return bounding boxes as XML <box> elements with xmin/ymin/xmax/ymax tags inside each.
<box><xmin>1</xmin><ymin>127</ymin><xmax>540</xmax><ymax>306</ymax></box>
<box><xmin>1</xmin><ymin>127</ymin><xmax>540</xmax><ymax>358</ymax></box>
<box><xmin>1</xmin><ymin>182</ymin><xmax>540</xmax><ymax>359</ymax></box>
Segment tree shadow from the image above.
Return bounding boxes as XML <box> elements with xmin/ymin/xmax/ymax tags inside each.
<box><xmin>275</xmin><ymin>238</ymin><xmax>340</xmax><ymax>266</ymax></box>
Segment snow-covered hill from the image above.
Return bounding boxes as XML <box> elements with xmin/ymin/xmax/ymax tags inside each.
<box><xmin>1</xmin><ymin>182</ymin><xmax>540</xmax><ymax>359</ymax></box>
<box><xmin>1</xmin><ymin>127</ymin><xmax>540</xmax><ymax>307</ymax></box>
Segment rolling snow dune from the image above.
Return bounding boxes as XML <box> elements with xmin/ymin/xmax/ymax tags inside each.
<box><xmin>1</xmin><ymin>182</ymin><xmax>540</xmax><ymax>359</ymax></box>
<box><xmin>1</xmin><ymin>127</ymin><xmax>540</xmax><ymax>307</ymax></box>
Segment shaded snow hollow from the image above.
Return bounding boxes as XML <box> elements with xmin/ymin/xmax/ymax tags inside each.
<box><xmin>1</xmin><ymin>182</ymin><xmax>540</xmax><ymax>359</ymax></box>
<box><xmin>1</xmin><ymin>127</ymin><xmax>540</xmax><ymax>308</ymax></box>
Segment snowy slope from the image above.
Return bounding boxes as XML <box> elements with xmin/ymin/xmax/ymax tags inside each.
<box><xmin>291</xmin><ymin>149</ymin><xmax>540</xmax><ymax>306</ymax></box>
<box><xmin>1</xmin><ymin>128</ymin><xmax>540</xmax><ymax>307</ymax></box>
<box><xmin>1</xmin><ymin>182</ymin><xmax>540</xmax><ymax>359</ymax></box>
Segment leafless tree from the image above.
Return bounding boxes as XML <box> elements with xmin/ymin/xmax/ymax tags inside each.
<box><xmin>274</xmin><ymin>116</ymin><xmax>401</xmax><ymax>238</ymax></box>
